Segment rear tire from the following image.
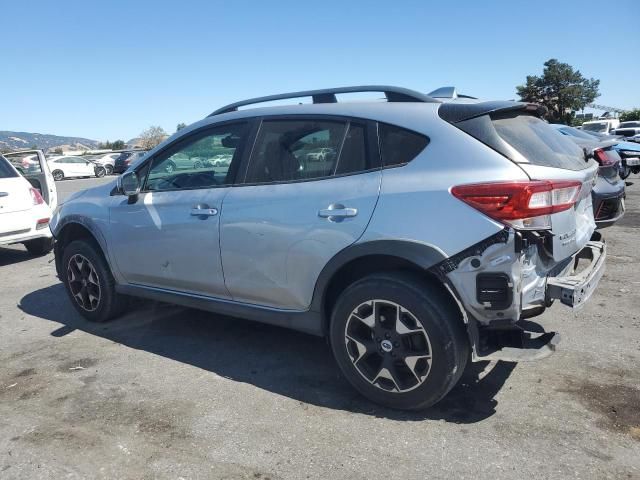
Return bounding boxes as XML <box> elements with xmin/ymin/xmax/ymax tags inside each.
<box><xmin>105</xmin><ymin>164</ymin><xmax>114</xmax><ymax>175</ymax></box>
<box><xmin>329</xmin><ymin>272</ymin><xmax>469</xmax><ymax>410</ymax></box>
<box><xmin>24</xmin><ymin>237</ymin><xmax>54</xmax><ymax>256</ymax></box>
<box><xmin>61</xmin><ymin>240</ymin><xmax>128</xmax><ymax>322</ymax></box>
<box><xmin>52</xmin><ymin>170</ymin><xmax>64</xmax><ymax>181</ymax></box>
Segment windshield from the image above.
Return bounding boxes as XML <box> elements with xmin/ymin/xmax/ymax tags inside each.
<box><xmin>0</xmin><ymin>155</ymin><xmax>19</xmax><ymax>178</ymax></box>
<box><xmin>582</xmin><ymin>123</ymin><xmax>608</xmax><ymax>133</ymax></box>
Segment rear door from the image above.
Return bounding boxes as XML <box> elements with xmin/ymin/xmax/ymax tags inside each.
<box><xmin>220</xmin><ymin>116</ymin><xmax>381</xmax><ymax>310</ymax></box>
<box><xmin>4</xmin><ymin>150</ymin><xmax>57</xmax><ymax>210</ymax></box>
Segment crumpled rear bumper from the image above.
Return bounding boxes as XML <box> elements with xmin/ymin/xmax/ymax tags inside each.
<box><xmin>546</xmin><ymin>233</ymin><xmax>606</xmax><ymax>308</ymax></box>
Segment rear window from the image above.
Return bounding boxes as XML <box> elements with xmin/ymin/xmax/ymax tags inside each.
<box><xmin>0</xmin><ymin>155</ymin><xmax>19</xmax><ymax>178</ymax></box>
<box><xmin>492</xmin><ymin>114</ymin><xmax>587</xmax><ymax>170</ymax></box>
<box><xmin>378</xmin><ymin>124</ymin><xmax>429</xmax><ymax>167</ymax></box>
<box><xmin>582</xmin><ymin>123</ymin><xmax>608</xmax><ymax>133</ymax></box>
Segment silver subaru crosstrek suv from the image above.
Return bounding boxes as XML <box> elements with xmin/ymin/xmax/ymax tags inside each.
<box><xmin>50</xmin><ymin>86</ymin><xmax>606</xmax><ymax>410</ymax></box>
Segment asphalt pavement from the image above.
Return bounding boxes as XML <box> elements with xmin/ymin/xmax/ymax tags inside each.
<box><xmin>0</xmin><ymin>177</ymin><xmax>638</xmax><ymax>479</ymax></box>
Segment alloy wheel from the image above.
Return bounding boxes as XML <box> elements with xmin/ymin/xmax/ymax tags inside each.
<box><xmin>67</xmin><ymin>254</ymin><xmax>101</xmax><ymax>311</ymax></box>
<box><xmin>344</xmin><ymin>300</ymin><xmax>432</xmax><ymax>393</ymax></box>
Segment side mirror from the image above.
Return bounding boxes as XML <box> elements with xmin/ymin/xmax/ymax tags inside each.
<box><xmin>119</xmin><ymin>171</ymin><xmax>141</xmax><ymax>196</ymax></box>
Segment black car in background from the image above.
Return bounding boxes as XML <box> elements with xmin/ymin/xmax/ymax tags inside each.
<box><xmin>113</xmin><ymin>151</ymin><xmax>147</xmax><ymax>174</ymax></box>
<box><xmin>551</xmin><ymin>124</ymin><xmax>625</xmax><ymax>228</ymax></box>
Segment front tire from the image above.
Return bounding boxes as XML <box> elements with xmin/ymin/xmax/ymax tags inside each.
<box><xmin>62</xmin><ymin>240</ymin><xmax>128</xmax><ymax>322</ymax></box>
<box><xmin>23</xmin><ymin>237</ymin><xmax>54</xmax><ymax>256</ymax></box>
<box><xmin>95</xmin><ymin>166</ymin><xmax>106</xmax><ymax>178</ymax></box>
<box><xmin>330</xmin><ymin>272</ymin><xmax>469</xmax><ymax>410</ymax></box>
<box><xmin>165</xmin><ymin>161</ymin><xmax>176</xmax><ymax>174</ymax></box>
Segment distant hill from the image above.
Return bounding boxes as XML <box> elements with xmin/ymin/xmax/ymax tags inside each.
<box><xmin>0</xmin><ymin>131</ymin><xmax>99</xmax><ymax>152</ymax></box>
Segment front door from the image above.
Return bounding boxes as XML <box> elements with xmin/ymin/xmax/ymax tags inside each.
<box><xmin>220</xmin><ymin>117</ymin><xmax>381</xmax><ymax>310</ymax></box>
<box><xmin>108</xmin><ymin>122</ymin><xmax>249</xmax><ymax>298</ymax></box>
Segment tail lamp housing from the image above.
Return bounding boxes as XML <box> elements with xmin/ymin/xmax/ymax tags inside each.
<box><xmin>29</xmin><ymin>187</ymin><xmax>44</xmax><ymax>205</ymax></box>
<box><xmin>451</xmin><ymin>180</ymin><xmax>582</xmax><ymax>230</ymax></box>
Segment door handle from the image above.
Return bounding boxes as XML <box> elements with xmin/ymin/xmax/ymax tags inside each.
<box><xmin>318</xmin><ymin>204</ymin><xmax>358</xmax><ymax>222</ymax></box>
<box><xmin>190</xmin><ymin>204</ymin><xmax>218</xmax><ymax>218</ymax></box>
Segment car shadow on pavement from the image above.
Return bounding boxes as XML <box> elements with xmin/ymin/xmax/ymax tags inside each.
<box><xmin>19</xmin><ymin>284</ymin><xmax>516</xmax><ymax>424</ymax></box>
<box><xmin>0</xmin><ymin>246</ymin><xmax>39</xmax><ymax>267</ymax></box>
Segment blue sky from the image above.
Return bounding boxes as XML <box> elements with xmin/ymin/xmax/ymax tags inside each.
<box><xmin>2</xmin><ymin>0</ymin><xmax>639</xmax><ymax>141</ymax></box>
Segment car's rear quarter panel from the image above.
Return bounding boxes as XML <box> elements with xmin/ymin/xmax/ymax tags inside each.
<box><xmin>359</xmin><ymin>110</ymin><xmax>530</xmax><ymax>257</ymax></box>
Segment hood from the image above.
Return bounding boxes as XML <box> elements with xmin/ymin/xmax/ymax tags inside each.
<box><xmin>613</xmin><ymin>141</ymin><xmax>640</xmax><ymax>153</ymax></box>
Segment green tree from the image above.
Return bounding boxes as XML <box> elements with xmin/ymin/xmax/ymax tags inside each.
<box><xmin>111</xmin><ymin>140</ymin><xmax>125</xmax><ymax>150</ymax></box>
<box><xmin>176</xmin><ymin>122</ymin><xmax>187</xmax><ymax>131</ymax></box>
<box><xmin>620</xmin><ymin>109</ymin><xmax>640</xmax><ymax>122</ymax></box>
<box><xmin>516</xmin><ymin>59</ymin><xmax>600</xmax><ymax>124</ymax></box>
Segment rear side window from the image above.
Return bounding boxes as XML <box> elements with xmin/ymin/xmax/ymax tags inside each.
<box><xmin>378</xmin><ymin>123</ymin><xmax>429</xmax><ymax>167</ymax></box>
<box><xmin>245</xmin><ymin>119</ymin><xmax>374</xmax><ymax>184</ymax></box>
<box><xmin>0</xmin><ymin>155</ymin><xmax>19</xmax><ymax>178</ymax></box>
<box><xmin>492</xmin><ymin>115</ymin><xmax>587</xmax><ymax>170</ymax></box>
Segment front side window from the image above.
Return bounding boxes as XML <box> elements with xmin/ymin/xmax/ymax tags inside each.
<box><xmin>144</xmin><ymin>123</ymin><xmax>246</xmax><ymax>191</ymax></box>
<box><xmin>245</xmin><ymin>119</ymin><xmax>373</xmax><ymax>184</ymax></box>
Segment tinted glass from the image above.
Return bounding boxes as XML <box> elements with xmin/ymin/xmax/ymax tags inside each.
<box><xmin>582</xmin><ymin>123</ymin><xmax>608</xmax><ymax>132</ymax></box>
<box><xmin>379</xmin><ymin>123</ymin><xmax>429</xmax><ymax>167</ymax></box>
<box><xmin>0</xmin><ymin>155</ymin><xmax>19</xmax><ymax>178</ymax></box>
<box><xmin>559</xmin><ymin>126</ymin><xmax>598</xmax><ymax>141</ymax></box>
<box><xmin>4</xmin><ymin>152</ymin><xmax>43</xmax><ymax>174</ymax></box>
<box><xmin>620</xmin><ymin>122</ymin><xmax>640</xmax><ymax>128</ymax></box>
<box><xmin>493</xmin><ymin>115</ymin><xmax>587</xmax><ymax>170</ymax></box>
<box><xmin>335</xmin><ymin>124</ymin><xmax>370</xmax><ymax>175</ymax></box>
<box><xmin>246</xmin><ymin>120</ymin><xmax>346</xmax><ymax>183</ymax></box>
<box><xmin>145</xmin><ymin>123</ymin><xmax>246</xmax><ymax>191</ymax></box>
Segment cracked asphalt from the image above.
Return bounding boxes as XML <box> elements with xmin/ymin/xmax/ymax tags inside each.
<box><xmin>0</xmin><ymin>176</ymin><xmax>638</xmax><ymax>479</ymax></box>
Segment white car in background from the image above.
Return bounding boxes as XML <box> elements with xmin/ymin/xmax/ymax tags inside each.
<box><xmin>48</xmin><ymin>156</ymin><xmax>106</xmax><ymax>181</ymax></box>
<box><xmin>0</xmin><ymin>152</ymin><xmax>56</xmax><ymax>255</ymax></box>
<box><xmin>92</xmin><ymin>153</ymin><xmax>120</xmax><ymax>175</ymax></box>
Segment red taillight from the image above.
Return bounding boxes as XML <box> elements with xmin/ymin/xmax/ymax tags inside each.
<box><xmin>593</xmin><ymin>148</ymin><xmax>617</xmax><ymax>167</ymax></box>
<box><xmin>451</xmin><ymin>180</ymin><xmax>582</xmax><ymax>230</ymax></box>
<box><xmin>29</xmin><ymin>188</ymin><xmax>44</xmax><ymax>205</ymax></box>
<box><xmin>36</xmin><ymin>218</ymin><xmax>50</xmax><ymax>229</ymax></box>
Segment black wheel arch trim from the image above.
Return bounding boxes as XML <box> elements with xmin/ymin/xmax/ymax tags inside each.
<box><xmin>309</xmin><ymin>240</ymin><xmax>448</xmax><ymax>314</ymax></box>
<box><xmin>52</xmin><ymin>216</ymin><xmax>112</xmax><ymax>278</ymax></box>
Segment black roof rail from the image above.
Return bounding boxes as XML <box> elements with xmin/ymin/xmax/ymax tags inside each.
<box><xmin>208</xmin><ymin>85</ymin><xmax>440</xmax><ymax>116</ymax></box>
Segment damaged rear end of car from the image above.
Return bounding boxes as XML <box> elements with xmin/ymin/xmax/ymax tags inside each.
<box><xmin>434</xmin><ymin>101</ymin><xmax>605</xmax><ymax>362</ymax></box>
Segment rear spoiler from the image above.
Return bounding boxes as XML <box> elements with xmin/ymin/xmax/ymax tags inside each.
<box><xmin>439</xmin><ymin>101</ymin><xmax>547</xmax><ymax>123</ymax></box>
